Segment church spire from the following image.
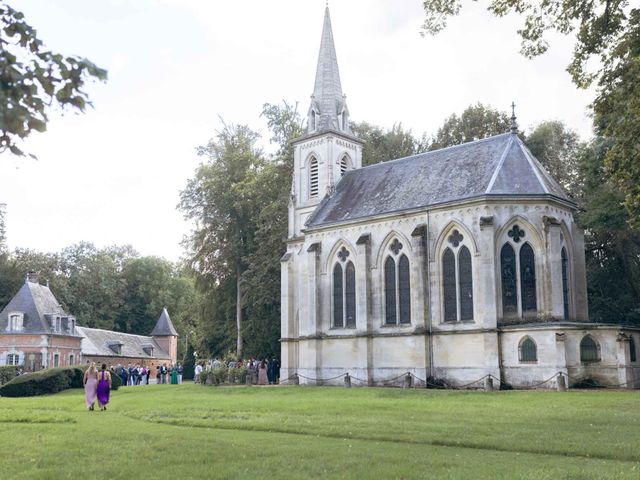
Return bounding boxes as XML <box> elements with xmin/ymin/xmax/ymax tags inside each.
<box><xmin>308</xmin><ymin>5</ymin><xmax>351</xmax><ymax>135</ymax></box>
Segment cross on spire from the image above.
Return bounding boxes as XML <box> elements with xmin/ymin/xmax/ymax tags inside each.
<box><xmin>510</xmin><ymin>101</ymin><xmax>518</xmax><ymax>134</ymax></box>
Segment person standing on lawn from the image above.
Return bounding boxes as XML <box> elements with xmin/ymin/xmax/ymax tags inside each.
<box><xmin>258</xmin><ymin>359</ymin><xmax>268</xmax><ymax>385</ymax></box>
<box><xmin>97</xmin><ymin>363</ymin><xmax>112</xmax><ymax>411</ymax></box>
<box><xmin>83</xmin><ymin>362</ymin><xmax>99</xmax><ymax>411</ymax></box>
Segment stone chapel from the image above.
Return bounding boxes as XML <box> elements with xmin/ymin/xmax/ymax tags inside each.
<box><xmin>280</xmin><ymin>6</ymin><xmax>639</xmax><ymax>388</ymax></box>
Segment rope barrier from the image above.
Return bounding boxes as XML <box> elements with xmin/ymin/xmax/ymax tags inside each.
<box><xmin>276</xmin><ymin>370</ymin><xmax>639</xmax><ymax>390</ymax></box>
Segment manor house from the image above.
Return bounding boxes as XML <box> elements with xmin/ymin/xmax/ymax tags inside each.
<box><xmin>0</xmin><ymin>275</ymin><xmax>178</xmax><ymax>370</ymax></box>
<box><xmin>280</xmin><ymin>7</ymin><xmax>639</xmax><ymax>388</ymax></box>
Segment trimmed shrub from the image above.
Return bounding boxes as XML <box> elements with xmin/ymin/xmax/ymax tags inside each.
<box><xmin>199</xmin><ymin>370</ymin><xmax>208</xmax><ymax>385</ymax></box>
<box><xmin>228</xmin><ymin>367</ymin><xmax>248</xmax><ymax>384</ymax></box>
<box><xmin>182</xmin><ymin>344</ymin><xmax>196</xmax><ymax>380</ymax></box>
<box><xmin>0</xmin><ymin>366</ymin><xmax>20</xmax><ymax>386</ymax></box>
<box><xmin>0</xmin><ymin>366</ymin><xmax>120</xmax><ymax>397</ymax></box>
<box><xmin>212</xmin><ymin>367</ymin><xmax>228</xmax><ymax>385</ymax></box>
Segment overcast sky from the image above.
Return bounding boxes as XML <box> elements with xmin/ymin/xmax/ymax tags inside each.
<box><xmin>0</xmin><ymin>0</ymin><xmax>595</xmax><ymax>262</ymax></box>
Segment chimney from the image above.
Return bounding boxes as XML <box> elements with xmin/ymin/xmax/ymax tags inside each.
<box><xmin>26</xmin><ymin>271</ymin><xmax>39</xmax><ymax>283</ymax></box>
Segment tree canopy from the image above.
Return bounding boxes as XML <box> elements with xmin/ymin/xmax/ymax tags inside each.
<box><xmin>421</xmin><ymin>0</ymin><xmax>640</xmax><ymax>227</ymax></box>
<box><xmin>0</xmin><ymin>1</ymin><xmax>107</xmax><ymax>157</ymax></box>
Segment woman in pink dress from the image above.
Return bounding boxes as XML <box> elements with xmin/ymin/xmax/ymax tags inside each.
<box><xmin>258</xmin><ymin>359</ymin><xmax>268</xmax><ymax>385</ymax></box>
<box><xmin>96</xmin><ymin>364</ymin><xmax>112</xmax><ymax>411</ymax></box>
<box><xmin>83</xmin><ymin>362</ymin><xmax>98</xmax><ymax>411</ymax></box>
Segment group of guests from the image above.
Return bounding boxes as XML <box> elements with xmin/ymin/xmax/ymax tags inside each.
<box><xmin>110</xmin><ymin>363</ymin><xmax>184</xmax><ymax>385</ymax></box>
<box><xmin>195</xmin><ymin>357</ymin><xmax>280</xmax><ymax>385</ymax></box>
<box><xmin>83</xmin><ymin>362</ymin><xmax>112</xmax><ymax>411</ymax></box>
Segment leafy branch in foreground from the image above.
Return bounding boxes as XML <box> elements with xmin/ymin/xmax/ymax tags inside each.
<box><xmin>0</xmin><ymin>1</ymin><xmax>107</xmax><ymax>157</ymax></box>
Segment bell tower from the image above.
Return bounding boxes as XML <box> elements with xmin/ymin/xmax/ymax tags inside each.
<box><xmin>288</xmin><ymin>5</ymin><xmax>363</xmax><ymax>237</ymax></box>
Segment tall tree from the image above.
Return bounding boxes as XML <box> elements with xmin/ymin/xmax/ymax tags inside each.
<box><xmin>179</xmin><ymin>123</ymin><xmax>264</xmax><ymax>357</ymax></box>
<box><xmin>526</xmin><ymin>120</ymin><xmax>581</xmax><ymax>196</ymax></box>
<box><xmin>575</xmin><ymin>137</ymin><xmax>640</xmax><ymax>325</ymax></box>
<box><xmin>0</xmin><ymin>1</ymin><xmax>107</xmax><ymax>157</ymax></box>
<box><xmin>421</xmin><ymin>1</ymin><xmax>640</xmax><ymax>227</ymax></box>
<box><xmin>429</xmin><ymin>103</ymin><xmax>511</xmax><ymax>150</ymax></box>
<box><xmin>351</xmin><ymin>122</ymin><xmax>428</xmax><ymax>165</ymax></box>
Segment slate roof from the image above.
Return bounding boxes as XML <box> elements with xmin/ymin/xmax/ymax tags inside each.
<box><xmin>0</xmin><ymin>280</ymin><xmax>71</xmax><ymax>334</ymax></box>
<box><xmin>150</xmin><ymin>307</ymin><xmax>178</xmax><ymax>336</ymax></box>
<box><xmin>76</xmin><ymin>326</ymin><xmax>172</xmax><ymax>360</ymax></box>
<box><xmin>307</xmin><ymin>6</ymin><xmax>353</xmax><ymax>136</ymax></box>
<box><xmin>306</xmin><ymin>132</ymin><xmax>572</xmax><ymax>228</ymax></box>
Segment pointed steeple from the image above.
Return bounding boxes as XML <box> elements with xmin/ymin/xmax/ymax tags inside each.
<box><xmin>150</xmin><ymin>307</ymin><xmax>178</xmax><ymax>337</ymax></box>
<box><xmin>308</xmin><ymin>6</ymin><xmax>352</xmax><ymax>135</ymax></box>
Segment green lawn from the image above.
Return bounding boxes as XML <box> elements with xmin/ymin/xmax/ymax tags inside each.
<box><xmin>0</xmin><ymin>384</ymin><xmax>638</xmax><ymax>479</ymax></box>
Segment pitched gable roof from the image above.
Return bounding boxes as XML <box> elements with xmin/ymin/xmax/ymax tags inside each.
<box><xmin>150</xmin><ymin>307</ymin><xmax>178</xmax><ymax>336</ymax></box>
<box><xmin>0</xmin><ymin>280</ymin><xmax>68</xmax><ymax>333</ymax></box>
<box><xmin>76</xmin><ymin>326</ymin><xmax>171</xmax><ymax>359</ymax></box>
<box><xmin>306</xmin><ymin>133</ymin><xmax>572</xmax><ymax>228</ymax></box>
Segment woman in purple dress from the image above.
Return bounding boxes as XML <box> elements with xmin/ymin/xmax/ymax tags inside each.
<box><xmin>83</xmin><ymin>362</ymin><xmax>98</xmax><ymax>411</ymax></box>
<box><xmin>96</xmin><ymin>364</ymin><xmax>112</xmax><ymax>411</ymax></box>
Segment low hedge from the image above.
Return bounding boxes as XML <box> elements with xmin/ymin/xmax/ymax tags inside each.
<box><xmin>199</xmin><ymin>367</ymin><xmax>248</xmax><ymax>386</ymax></box>
<box><xmin>0</xmin><ymin>366</ymin><xmax>121</xmax><ymax>397</ymax></box>
<box><xmin>0</xmin><ymin>366</ymin><xmax>21</xmax><ymax>386</ymax></box>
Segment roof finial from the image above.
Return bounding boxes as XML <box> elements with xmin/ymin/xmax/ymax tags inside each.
<box><xmin>510</xmin><ymin>101</ymin><xmax>518</xmax><ymax>134</ymax></box>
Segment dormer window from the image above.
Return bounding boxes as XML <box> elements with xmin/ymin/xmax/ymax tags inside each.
<box><xmin>142</xmin><ymin>344</ymin><xmax>155</xmax><ymax>357</ymax></box>
<box><xmin>7</xmin><ymin>312</ymin><xmax>24</xmax><ymax>332</ymax></box>
<box><xmin>51</xmin><ymin>316</ymin><xmax>61</xmax><ymax>333</ymax></box>
<box><xmin>108</xmin><ymin>341</ymin><xmax>123</xmax><ymax>355</ymax></box>
<box><xmin>67</xmin><ymin>317</ymin><xmax>76</xmax><ymax>334</ymax></box>
<box><xmin>309</xmin><ymin>156</ymin><xmax>319</xmax><ymax>198</ymax></box>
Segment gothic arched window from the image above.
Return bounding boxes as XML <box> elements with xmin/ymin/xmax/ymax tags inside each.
<box><xmin>561</xmin><ymin>247</ymin><xmax>569</xmax><ymax>320</ymax></box>
<box><xmin>333</xmin><ymin>263</ymin><xmax>343</xmax><ymax>328</ymax></box>
<box><xmin>500</xmin><ymin>225</ymin><xmax>538</xmax><ymax>318</ymax></box>
<box><xmin>459</xmin><ymin>246</ymin><xmax>473</xmax><ymax>321</ymax></box>
<box><xmin>519</xmin><ymin>336</ymin><xmax>537</xmax><ymax>363</ymax></box>
<box><xmin>383</xmin><ymin>239</ymin><xmax>411</xmax><ymax>325</ymax></box>
<box><xmin>501</xmin><ymin>243</ymin><xmax>517</xmax><ymax>314</ymax></box>
<box><xmin>580</xmin><ymin>335</ymin><xmax>600</xmax><ymax>363</ymax></box>
<box><xmin>442</xmin><ymin>248</ymin><xmax>456</xmax><ymax>322</ymax></box>
<box><xmin>340</xmin><ymin>155</ymin><xmax>349</xmax><ymax>176</ymax></box>
<box><xmin>630</xmin><ymin>335</ymin><xmax>637</xmax><ymax>363</ymax></box>
<box><xmin>441</xmin><ymin>231</ymin><xmax>474</xmax><ymax>323</ymax></box>
<box><xmin>310</xmin><ymin>110</ymin><xmax>316</xmax><ymax>131</ymax></box>
<box><xmin>398</xmin><ymin>255</ymin><xmax>411</xmax><ymax>324</ymax></box>
<box><xmin>384</xmin><ymin>256</ymin><xmax>396</xmax><ymax>325</ymax></box>
<box><xmin>309</xmin><ymin>156</ymin><xmax>319</xmax><ymax>198</ymax></box>
<box><xmin>333</xmin><ymin>254</ymin><xmax>356</xmax><ymax>328</ymax></box>
<box><xmin>520</xmin><ymin>243</ymin><xmax>537</xmax><ymax>312</ymax></box>
<box><xmin>345</xmin><ymin>262</ymin><xmax>356</xmax><ymax>328</ymax></box>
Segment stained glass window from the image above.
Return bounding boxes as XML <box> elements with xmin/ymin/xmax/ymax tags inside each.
<box><xmin>459</xmin><ymin>246</ymin><xmax>473</xmax><ymax>321</ymax></box>
<box><xmin>345</xmin><ymin>262</ymin><xmax>356</xmax><ymax>328</ymax></box>
<box><xmin>519</xmin><ymin>337</ymin><xmax>537</xmax><ymax>362</ymax></box>
<box><xmin>501</xmin><ymin>243</ymin><xmax>517</xmax><ymax>314</ymax></box>
<box><xmin>580</xmin><ymin>335</ymin><xmax>600</xmax><ymax>362</ymax></box>
<box><xmin>520</xmin><ymin>243</ymin><xmax>537</xmax><ymax>312</ymax></box>
<box><xmin>333</xmin><ymin>263</ymin><xmax>343</xmax><ymax>328</ymax></box>
<box><xmin>561</xmin><ymin>247</ymin><xmax>569</xmax><ymax>320</ymax></box>
<box><xmin>443</xmin><ymin>248</ymin><xmax>456</xmax><ymax>322</ymax></box>
<box><xmin>384</xmin><ymin>256</ymin><xmax>396</xmax><ymax>325</ymax></box>
<box><xmin>399</xmin><ymin>255</ymin><xmax>411</xmax><ymax>324</ymax></box>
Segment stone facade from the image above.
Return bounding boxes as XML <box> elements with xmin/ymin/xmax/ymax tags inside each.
<box><xmin>280</xmin><ymin>7</ymin><xmax>640</xmax><ymax>389</ymax></box>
